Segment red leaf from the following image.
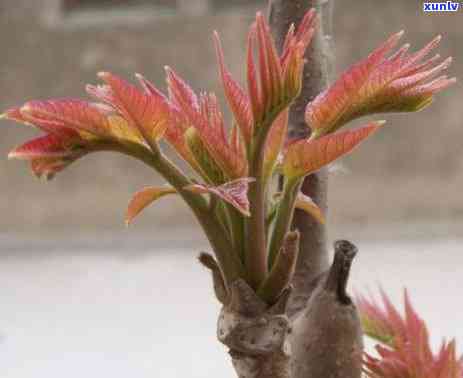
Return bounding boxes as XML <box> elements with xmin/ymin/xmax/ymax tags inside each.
<box><xmin>165</xmin><ymin>66</ymin><xmax>200</xmax><ymax>116</ymax></box>
<box><xmin>242</xmin><ymin>9</ymin><xmax>316</xmax><ymax>131</ymax></box>
<box><xmin>8</xmin><ymin>134</ymin><xmax>71</xmax><ymax>160</ymax></box>
<box><xmin>281</xmin><ymin>8</ymin><xmax>317</xmax><ymax>65</ymax></box>
<box><xmin>256</xmin><ymin>12</ymin><xmax>283</xmax><ymax>112</ymax></box>
<box><xmin>126</xmin><ymin>186</ymin><xmax>177</xmax><ymax>225</ymax></box>
<box><xmin>185</xmin><ymin>178</ymin><xmax>255</xmax><ymax>216</ymax></box>
<box><xmin>93</xmin><ymin>72</ymin><xmax>170</xmax><ymax>146</ymax></box>
<box><xmin>280</xmin><ymin>9</ymin><xmax>317</xmax><ymax>98</ymax></box>
<box><xmin>263</xmin><ymin>109</ymin><xmax>288</xmax><ymax>182</ymax></box>
<box><xmin>247</xmin><ymin>24</ymin><xmax>263</xmax><ymax>122</ymax></box>
<box><xmin>284</xmin><ymin>121</ymin><xmax>383</xmax><ymax>179</ymax></box>
<box><xmin>245</xmin><ymin>10</ymin><xmax>316</xmax><ymax>125</ymax></box>
<box><xmin>166</xmin><ymin>68</ymin><xmax>247</xmax><ymax>179</ymax></box>
<box><xmin>19</xmin><ymin>99</ymin><xmax>116</xmax><ymax>140</ymax></box>
<box><xmin>306</xmin><ymin>32</ymin><xmax>456</xmax><ymax>136</ymax></box>
<box><xmin>8</xmin><ymin>133</ymin><xmax>88</xmax><ymax>180</ymax></box>
<box><xmin>294</xmin><ymin>192</ymin><xmax>325</xmax><ymax>224</ymax></box>
<box><xmin>4</xmin><ymin>96</ymin><xmax>147</xmax><ymax>179</ymax></box>
<box><xmin>214</xmin><ymin>32</ymin><xmax>254</xmax><ymax>144</ymax></box>
<box><xmin>197</xmin><ymin>93</ymin><xmax>248</xmax><ymax>179</ymax></box>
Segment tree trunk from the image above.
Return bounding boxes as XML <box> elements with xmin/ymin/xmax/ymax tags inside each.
<box><xmin>268</xmin><ymin>2</ymin><xmax>364</xmax><ymax>378</ymax></box>
<box><xmin>213</xmin><ymin>1</ymin><xmax>364</xmax><ymax>377</ymax></box>
<box><xmin>268</xmin><ymin>0</ymin><xmax>332</xmax><ymax>316</ymax></box>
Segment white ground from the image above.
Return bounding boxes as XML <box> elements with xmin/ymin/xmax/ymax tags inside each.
<box><xmin>0</xmin><ymin>238</ymin><xmax>461</xmax><ymax>378</ymax></box>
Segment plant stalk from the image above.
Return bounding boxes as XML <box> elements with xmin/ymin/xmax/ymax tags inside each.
<box><xmin>267</xmin><ymin>177</ymin><xmax>301</xmax><ymax>268</ymax></box>
<box><xmin>124</xmin><ymin>143</ymin><xmax>244</xmax><ymax>285</ymax></box>
<box><xmin>245</xmin><ymin>106</ymin><xmax>288</xmax><ymax>289</ymax></box>
<box><xmin>245</xmin><ymin>137</ymin><xmax>269</xmax><ymax>289</ymax></box>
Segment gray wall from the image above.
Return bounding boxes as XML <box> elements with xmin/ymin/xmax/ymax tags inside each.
<box><xmin>0</xmin><ymin>1</ymin><xmax>461</xmax><ymax>236</ymax></box>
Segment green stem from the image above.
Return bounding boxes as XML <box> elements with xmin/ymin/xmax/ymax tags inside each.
<box><xmin>268</xmin><ymin>177</ymin><xmax>301</xmax><ymax>268</ymax></box>
<box><xmin>123</xmin><ymin>143</ymin><xmax>244</xmax><ymax>285</ymax></box>
<box><xmin>245</xmin><ymin>139</ymin><xmax>268</xmax><ymax>289</ymax></box>
<box><xmin>214</xmin><ymin>199</ymin><xmax>233</xmax><ymax>239</ymax></box>
<box><xmin>226</xmin><ymin>204</ymin><xmax>245</xmax><ymax>263</ymax></box>
<box><xmin>245</xmin><ymin>104</ymin><xmax>289</xmax><ymax>289</ymax></box>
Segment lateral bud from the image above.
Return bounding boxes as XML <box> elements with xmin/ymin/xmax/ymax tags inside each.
<box><xmin>258</xmin><ymin>230</ymin><xmax>300</xmax><ymax>305</ymax></box>
<box><xmin>268</xmin><ymin>285</ymin><xmax>293</xmax><ymax>316</ymax></box>
<box><xmin>229</xmin><ymin>279</ymin><xmax>268</xmax><ymax>316</ymax></box>
<box><xmin>198</xmin><ymin>252</ymin><xmax>228</xmax><ymax>305</ymax></box>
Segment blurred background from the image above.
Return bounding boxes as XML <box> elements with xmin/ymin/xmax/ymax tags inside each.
<box><xmin>0</xmin><ymin>1</ymin><xmax>461</xmax><ymax>377</ymax></box>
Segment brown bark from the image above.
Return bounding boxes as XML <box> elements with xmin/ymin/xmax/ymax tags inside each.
<box><xmin>217</xmin><ymin>280</ymin><xmax>292</xmax><ymax>378</ymax></box>
<box><xmin>268</xmin><ymin>0</ymin><xmax>332</xmax><ymax>316</ymax></box>
<box><xmin>290</xmin><ymin>241</ymin><xmax>364</xmax><ymax>378</ymax></box>
<box><xmin>213</xmin><ymin>241</ymin><xmax>362</xmax><ymax>378</ymax></box>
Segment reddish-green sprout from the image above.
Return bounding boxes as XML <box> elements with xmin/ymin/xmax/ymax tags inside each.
<box><xmin>1</xmin><ymin>9</ymin><xmax>455</xmax><ymax>297</ymax></box>
<box><xmin>357</xmin><ymin>290</ymin><xmax>462</xmax><ymax>378</ymax></box>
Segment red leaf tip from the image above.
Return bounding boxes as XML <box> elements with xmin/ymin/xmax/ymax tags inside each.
<box><xmin>385</xmin><ymin>30</ymin><xmax>405</xmax><ymax>49</ymax></box>
<box><xmin>7</xmin><ymin>150</ymin><xmax>18</xmax><ymax>160</ymax></box>
<box><xmin>402</xmin><ymin>43</ymin><xmax>411</xmax><ymax>51</ymax></box>
<box><xmin>20</xmin><ymin>104</ymin><xmax>32</xmax><ymax>114</ymax></box>
<box><xmin>442</xmin><ymin>56</ymin><xmax>453</xmax><ymax>68</ymax></box>
<box><xmin>97</xmin><ymin>71</ymin><xmax>110</xmax><ymax>79</ymax></box>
